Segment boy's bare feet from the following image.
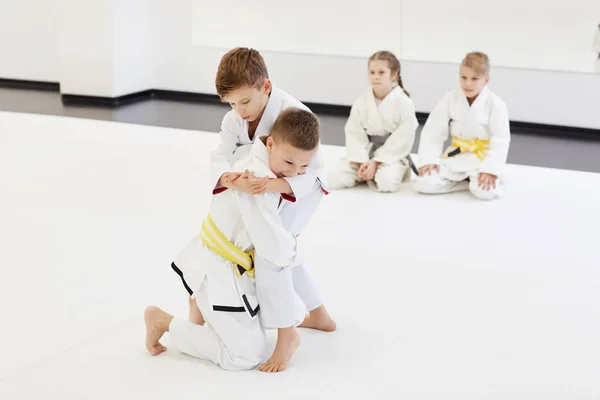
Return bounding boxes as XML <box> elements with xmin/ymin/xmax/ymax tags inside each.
<box><xmin>187</xmin><ymin>296</ymin><xmax>205</xmax><ymax>325</ymax></box>
<box><xmin>144</xmin><ymin>306</ymin><xmax>173</xmax><ymax>356</ymax></box>
<box><xmin>258</xmin><ymin>327</ymin><xmax>300</xmax><ymax>373</ymax></box>
<box><xmin>299</xmin><ymin>305</ymin><xmax>337</xmax><ymax>332</ymax></box>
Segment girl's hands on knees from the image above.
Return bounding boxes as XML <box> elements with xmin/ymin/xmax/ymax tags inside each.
<box><xmin>477</xmin><ymin>173</ymin><xmax>497</xmax><ymax>191</ymax></box>
<box><xmin>357</xmin><ymin>162</ymin><xmax>369</xmax><ymax>180</ymax></box>
<box><xmin>418</xmin><ymin>164</ymin><xmax>440</xmax><ymax>177</ymax></box>
<box><xmin>358</xmin><ymin>160</ymin><xmax>378</xmax><ymax>181</ymax></box>
<box><xmin>364</xmin><ymin>160</ymin><xmax>379</xmax><ymax>181</ymax></box>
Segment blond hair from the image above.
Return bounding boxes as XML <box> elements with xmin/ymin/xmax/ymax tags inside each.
<box><xmin>369</xmin><ymin>50</ymin><xmax>409</xmax><ymax>96</ymax></box>
<box><xmin>461</xmin><ymin>52</ymin><xmax>490</xmax><ymax>75</ymax></box>
<box><xmin>271</xmin><ymin>108</ymin><xmax>320</xmax><ymax>151</ymax></box>
<box><xmin>215</xmin><ymin>47</ymin><xmax>269</xmax><ymax>98</ymax></box>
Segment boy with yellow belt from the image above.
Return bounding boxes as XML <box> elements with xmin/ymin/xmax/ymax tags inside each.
<box><xmin>416</xmin><ymin>52</ymin><xmax>511</xmax><ymax>200</ymax></box>
<box><xmin>144</xmin><ymin>109</ymin><xmax>323</xmax><ymax>371</ymax></box>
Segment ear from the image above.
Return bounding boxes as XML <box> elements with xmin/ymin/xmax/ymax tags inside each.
<box><xmin>265</xmin><ymin>136</ymin><xmax>274</xmax><ymax>150</ymax></box>
<box><xmin>485</xmin><ymin>75</ymin><xmax>491</xmax><ymax>85</ymax></box>
<box><xmin>391</xmin><ymin>71</ymin><xmax>399</xmax><ymax>81</ymax></box>
<box><xmin>263</xmin><ymin>79</ymin><xmax>272</xmax><ymax>94</ymax></box>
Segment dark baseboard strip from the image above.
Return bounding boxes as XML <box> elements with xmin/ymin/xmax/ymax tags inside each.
<box><xmin>62</xmin><ymin>90</ymin><xmax>153</xmax><ymax>107</ymax></box>
<box><xmin>2</xmin><ymin>77</ymin><xmax>599</xmax><ymax>140</ymax></box>
<box><xmin>59</xmin><ymin>91</ymin><xmax>600</xmax><ymax>140</ymax></box>
<box><xmin>0</xmin><ymin>78</ymin><xmax>60</xmax><ymax>92</ymax></box>
<box><xmin>152</xmin><ymin>90</ymin><xmax>222</xmax><ymax>104</ymax></box>
<box><xmin>508</xmin><ymin>121</ymin><xmax>600</xmax><ymax>141</ymax></box>
<box><xmin>305</xmin><ymin>102</ymin><xmax>352</xmax><ymax>116</ymax></box>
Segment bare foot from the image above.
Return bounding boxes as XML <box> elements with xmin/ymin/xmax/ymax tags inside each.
<box><xmin>258</xmin><ymin>327</ymin><xmax>300</xmax><ymax>373</ymax></box>
<box><xmin>299</xmin><ymin>305</ymin><xmax>337</xmax><ymax>332</ymax></box>
<box><xmin>144</xmin><ymin>306</ymin><xmax>173</xmax><ymax>356</ymax></box>
<box><xmin>188</xmin><ymin>296</ymin><xmax>205</xmax><ymax>325</ymax></box>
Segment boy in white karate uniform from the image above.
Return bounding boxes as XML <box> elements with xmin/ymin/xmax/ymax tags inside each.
<box><xmin>144</xmin><ymin>109</ymin><xmax>323</xmax><ymax>371</ymax></box>
<box><xmin>211</xmin><ymin>48</ymin><xmax>335</xmax><ymax>372</ymax></box>
<box><xmin>416</xmin><ymin>52</ymin><xmax>511</xmax><ymax>200</ymax></box>
<box><xmin>328</xmin><ymin>51</ymin><xmax>419</xmax><ymax>192</ymax></box>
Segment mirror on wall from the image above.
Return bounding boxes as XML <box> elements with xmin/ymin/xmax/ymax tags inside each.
<box><xmin>192</xmin><ymin>0</ymin><xmax>600</xmax><ymax>74</ymax></box>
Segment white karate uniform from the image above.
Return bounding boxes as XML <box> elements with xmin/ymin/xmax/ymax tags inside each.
<box><xmin>416</xmin><ymin>87</ymin><xmax>511</xmax><ymax>200</ymax></box>
<box><xmin>254</xmin><ymin>178</ymin><xmax>325</xmax><ymax>329</ymax></box>
<box><xmin>211</xmin><ymin>86</ymin><xmax>327</xmax><ymax>329</ymax></box>
<box><xmin>170</xmin><ymin>139</ymin><xmax>305</xmax><ymax>370</ymax></box>
<box><xmin>328</xmin><ymin>86</ymin><xmax>418</xmax><ymax>192</ymax></box>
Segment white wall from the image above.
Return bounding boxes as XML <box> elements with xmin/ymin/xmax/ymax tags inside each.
<box><xmin>191</xmin><ymin>0</ymin><xmax>403</xmax><ymax>58</ymax></box>
<box><xmin>2</xmin><ymin>0</ymin><xmax>153</xmax><ymax>97</ymax></box>
<box><xmin>0</xmin><ymin>1</ymin><xmax>59</xmax><ymax>82</ymax></box>
<box><xmin>154</xmin><ymin>0</ymin><xmax>600</xmax><ymax>130</ymax></box>
<box><xmin>112</xmin><ymin>0</ymin><xmax>154</xmax><ymax>97</ymax></box>
<box><xmin>55</xmin><ymin>0</ymin><xmax>115</xmax><ymax>97</ymax></box>
<box><xmin>1</xmin><ymin>0</ymin><xmax>599</xmax><ymax>129</ymax></box>
<box><xmin>402</xmin><ymin>0</ymin><xmax>600</xmax><ymax>74</ymax></box>
<box><xmin>151</xmin><ymin>0</ymin><xmax>367</xmax><ymax>106</ymax></box>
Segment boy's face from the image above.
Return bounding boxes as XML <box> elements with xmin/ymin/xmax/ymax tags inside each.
<box><xmin>265</xmin><ymin>136</ymin><xmax>315</xmax><ymax>178</ymax></box>
<box><xmin>459</xmin><ymin>66</ymin><xmax>489</xmax><ymax>99</ymax></box>
<box><xmin>222</xmin><ymin>80</ymin><xmax>271</xmax><ymax>122</ymax></box>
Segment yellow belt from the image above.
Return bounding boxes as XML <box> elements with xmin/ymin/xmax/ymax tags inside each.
<box><xmin>200</xmin><ymin>214</ymin><xmax>255</xmax><ymax>278</ymax></box>
<box><xmin>444</xmin><ymin>137</ymin><xmax>490</xmax><ymax>161</ymax></box>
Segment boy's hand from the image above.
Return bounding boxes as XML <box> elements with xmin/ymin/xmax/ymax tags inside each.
<box><xmin>230</xmin><ymin>169</ymin><xmax>269</xmax><ymax>194</ymax></box>
<box><xmin>478</xmin><ymin>172</ymin><xmax>497</xmax><ymax>191</ymax></box>
<box><xmin>218</xmin><ymin>172</ymin><xmax>242</xmax><ymax>188</ymax></box>
<box><xmin>418</xmin><ymin>164</ymin><xmax>440</xmax><ymax>177</ymax></box>
<box><xmin>358</xmin><ymin>160</ymin><xmax>378</xmax><ymax>181</ymax></box>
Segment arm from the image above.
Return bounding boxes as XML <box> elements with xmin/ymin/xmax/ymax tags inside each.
<box><xmin>266</xmin><ymin>178</ymin><xmax>293</xmax><ymax>195</ymax></box>
<box><xmin>210</xmin><ymin>112</ymin><xmax>241</xmax><ymax>193</ymax></box>
<box><xmin>479</xmin><ymin>100</ymin><xmax>511</xmax><ymax>177</ymax></box>
<box><xmin>236</xmin><ymin>190</ymin><xmax>300</xmax><ymax>268</ymax></box>
<box><xmin>417</xmin><ymin>95</ymin><xmax>451</xmax><ymax>166</ymax></box>
<box><xmin>280</xmin><ymin>166</ymin><xmax>319</xmax><ymax>202</ymax></box>
<box><xmin>345</xmin><ymin>102</ymin><xmax>370</xmax><ymax>164</ymax></box>
<box><xmin>372</xmin><ymin>98</ymin><xmax>419</xmax><ymax>164</ymax></box>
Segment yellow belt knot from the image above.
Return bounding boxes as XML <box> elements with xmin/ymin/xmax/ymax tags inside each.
<box><xmin>444</xmin><ymin>137</ymin><xmax>490</xmax><ymax>161</ymax></box>
<box><xmin>199</xmin><ymin>214</ymin><xmax>255</xmax><ymax>278</ymax></box>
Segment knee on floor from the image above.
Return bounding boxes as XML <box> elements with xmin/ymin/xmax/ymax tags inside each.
<box><xmin>326</xmin><ymin>172</ymin><xmax>358</xmax><ymax>190</ymax></box>
<box><xmin>372</xmin><ymin>176</ymin><xmax>402</xmax><ymax>193</ymax></box>
<box><xmin>414</xmin><ymin>176</ymin><xmax>441</xmax><ymax>194</ymax></box>
<box><xmin>468</xmin><ymin>179</ymin><xmax>498</xmax><ymax>200</ymax></box>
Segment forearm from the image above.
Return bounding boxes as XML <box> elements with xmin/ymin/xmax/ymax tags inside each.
<box><xmin>266</xmin><ymin>178</ymin><xmax>293</xmax><ymax>194</ymax></box>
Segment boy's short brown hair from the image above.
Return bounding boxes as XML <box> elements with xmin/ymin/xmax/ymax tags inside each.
<box><xmin>271</xmin><ymin>108</ymin><xmax>320</xmax><ymax>151</ymax></box>
<box><xmin>461</xmin><ymin>52</ymin><xmax>490</xmax><ymax>75</ymax></box>
<box><xmin>215</xmin><ymin>47</ymin><xmax>269</xmax><ymax>97</ymax></box>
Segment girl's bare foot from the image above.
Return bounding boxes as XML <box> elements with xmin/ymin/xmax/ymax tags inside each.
<box><xmin>187</xmin><ymin>296</ymin><xmax>205</xmax><ymax>325</ymax></box>
<box><xmin>144</xmin><ymin>306</ymin><xmax>173</xmax><ymax>356</ymax></box>
<box><xmin>258</xmin><ymin>327</ymin><xmax>300</xmax><ymax>373</ymax></box>
<box><xmin>299</xmin><ymin>305</ymin><xmax>337</xmax><ymax>332</ymax></box>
